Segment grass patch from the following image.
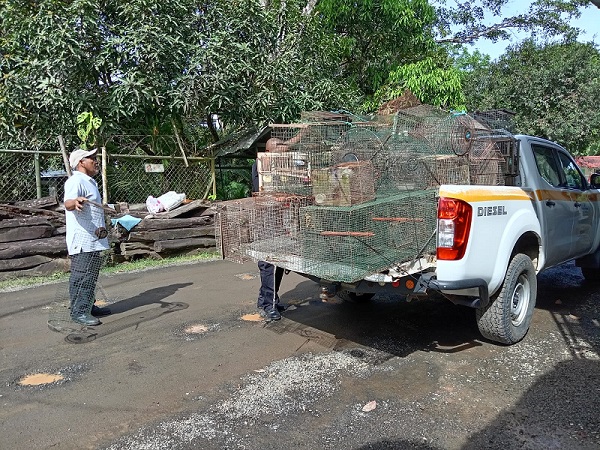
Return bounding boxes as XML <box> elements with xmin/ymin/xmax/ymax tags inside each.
<box><xmin>0</xmin><ymin>251</ymin><xmax>220</xmax><ymax>293</ymax></box>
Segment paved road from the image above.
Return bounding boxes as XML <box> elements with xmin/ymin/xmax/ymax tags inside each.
<box><xmin>0</xmin><ymin>259</ymin><xmax>599</xmax><ymax>449</ymax></box>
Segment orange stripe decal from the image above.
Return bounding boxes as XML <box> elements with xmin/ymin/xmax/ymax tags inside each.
<box><xmin>438</xmin><ymin>187</ymin><xmax>535</xmax><ymax>202</ymax></box>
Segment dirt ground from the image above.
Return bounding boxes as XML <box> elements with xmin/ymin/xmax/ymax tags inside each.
<box><xmin>0</xmin><ymin>259</ymin><xmax>598</xmax><ymax>449</ymax></box>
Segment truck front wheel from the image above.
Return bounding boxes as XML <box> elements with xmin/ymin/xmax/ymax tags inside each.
<box><xmin>476</xmin><ymin>253</ymin><xmax>537</xmax><ymax>345</ymax></box>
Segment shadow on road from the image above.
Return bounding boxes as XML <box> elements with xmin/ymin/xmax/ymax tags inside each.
<box><xmin>107</xmin><ymin>282</ymin><xmax>193</xmax><ymax>314</ymax></box>
<box><xmin>535</xmin><ymin>261</ymin><xmax>600</xmax><ymax>359</ymax></box>
<box><xmin>270</xmin><ymin>279</ymin><xmax>483</xmax><ymax>361</ymax></box>
<box><xmin>462</xmin><ymin>358</ymin><xmax>600</xmax><ymax>449</ymax></box>
<box><xmin>65</xmin><ymin>282</ymin><xmax>192</xmax><ymax>344</ymax></box>
<box><xmin>271</xmin><ymin>260</ymin><xmax>600</xmax><ymax>362</ymax></box>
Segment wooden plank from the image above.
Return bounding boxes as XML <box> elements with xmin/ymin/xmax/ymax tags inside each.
<box><xmin>0</xmin><ymin>225</ymin><xmax>54</xmax><ymax>243</ymax></box>
<box><xmin>148</xmin><ymin>199</ymin><xmax>213</xmax><ymax>219</ymax></box>
<box><xmin>0</xmin><ymin>203</ymin><xmax>65</xmax><ymax>220</ymax></box>
<box><xmin>0</xmin><ymin>255</ymin><xmax>53</xmax><ymax>271</ymax></box>
<box><xmin>154</xmin><ymin>237</ymin><xmax>216</xmax><ymax>252</ymax></box>
<box><xmin>119</xmin><ymin>242</ymin><xmax>154</xmax><ymax>254</ymax></box>
<box><xmin>14</xmin><ymin>195</ymin><xmax>59</xmax><ymax>209</ymax></box>
<box><xmin>0</xmin><ymin>216</ymin><xmax>52</xmax><ymax>229</ymax></box>
<box><xmin>0</xmin><ymin>235</ymin><xmax>67</xmax><ymax>259</ymax></box>
<box><xmin>0</xmin><ymin>258</ymin><xmax>69</xmax><ymax>281</ymax></box>
<box><xmin>127</xmin><ymin>225</ymin><xmax>215</xmax><ymax>242</ymax></box>
<box><xmin>134</xmin><ymin>216</ymin><xmax>213</xmax><ymax>231</ymax></box>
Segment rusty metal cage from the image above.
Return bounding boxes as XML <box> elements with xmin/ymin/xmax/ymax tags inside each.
<box><xmin>217</xmin><ymin>109</ymin><xmax>517</xmax><ymax>282</ymax></box>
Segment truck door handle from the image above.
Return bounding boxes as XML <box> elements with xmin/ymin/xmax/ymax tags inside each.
<box><xmin>546</xmin><ymin>200</ymin><xmax>555</xmax><ymax>207</ymax></box>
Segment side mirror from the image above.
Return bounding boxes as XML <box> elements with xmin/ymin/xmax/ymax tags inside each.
<box><xmin>590</xmin><ymin>173</ymin><xmax>600</xmax><ymax>189</ymax></box>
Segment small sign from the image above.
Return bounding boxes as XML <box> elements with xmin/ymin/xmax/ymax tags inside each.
<box><xmin>144</xmin><ymin>163</ymin><xmax>164</xmax><ymax>173</ymax></box>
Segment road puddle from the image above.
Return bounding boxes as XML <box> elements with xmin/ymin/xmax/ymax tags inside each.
<box><xmin>184</xmin><ymin>324</ymin><xmax>209</xmax><ymax>334</ymax></box>
<box><xmin>19</xmin><ymin>373</ymin><xmax>64</xmax><ymax>386</ymax></box>
<box><xmin>241</xmin><ymin>313</ymin><xmax>262</xmax><ymax>322</ymax></box>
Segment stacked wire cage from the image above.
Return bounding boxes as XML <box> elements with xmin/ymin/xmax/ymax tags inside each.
<box><xmin>217</xmin><ymin>108</ymin><xmax>517</xmax><ymax>283</ymax></box>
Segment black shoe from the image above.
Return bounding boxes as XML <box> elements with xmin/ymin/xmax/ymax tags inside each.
<box><xmin>71</xmin><ymin>313</ymin><xmax>101</xmax><ymax>326</ymax></box>
<box><xmin>276</xmin><ymin>303</ymin><xmax>287</xmax><ymax>312</ymax></box>
<box><xmin>91</xmin><ymin>305</ymin><xmax>112</xmax><ymax>317</ymax></box>
<box><xmin>260</xmin><ymin>306</ymin><xmax>281</xmax><ymax>321</ymax></box>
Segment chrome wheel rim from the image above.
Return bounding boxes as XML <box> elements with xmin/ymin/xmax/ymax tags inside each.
<box><xmin>510</xmin><ymin>274</ymin><xmax>530</xmax><ymax>326</ymax></box>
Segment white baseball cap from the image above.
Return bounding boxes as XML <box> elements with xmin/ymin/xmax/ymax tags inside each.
<box><xmin>69</xmin><ymin>148</ymin><xmax>97</xmax><ymax>169</ymax></box>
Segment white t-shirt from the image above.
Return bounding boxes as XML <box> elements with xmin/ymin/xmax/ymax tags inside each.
<box><xmin>63</xmin><ymin>171</ymin><xmax>110</xmax><ymax>255</ymax></box>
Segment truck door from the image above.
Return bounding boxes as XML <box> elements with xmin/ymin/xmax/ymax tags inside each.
<box><xmin>532</xmin><ymin>145</ymin><xmax>575</xmax><ymax>266</ymax></box>
<box><xmin>555</xmin><ymin>149</ymin><xmax>595</xmax><ymax>257</ymax></box>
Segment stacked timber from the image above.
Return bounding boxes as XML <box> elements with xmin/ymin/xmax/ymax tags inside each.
<box><xmin>0</xmin><ymin>197</ymin><xmax>217</xmax><ymax>280</ymax></box>
<box><xmin>0</xmin><ymin>197</ymin><xmax>70</xmax><ymax>281</ymax></box>
<box><xmin>113</xmin><ymin>199</ymin><xmax>217</xmax><ymax>260</ymax></box>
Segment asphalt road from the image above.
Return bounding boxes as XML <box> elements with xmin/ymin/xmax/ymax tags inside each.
<box><xmin>0</xmin><ymin>259</ymin><xmax>599</xmax><ymax>450</ymax></box>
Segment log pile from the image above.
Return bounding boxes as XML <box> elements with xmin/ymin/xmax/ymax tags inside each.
<box><xmin>113</xmin><ymin>200</ymin><xmax>217</xmax><ymax>260</ymax></box>
<box><xmin>0</xmin><ymin>197</ymin><xmax>70</xmax><ymax>281</ymax></box>
<box><xmin>0</xmin><ymin>197</ymin><xmax>217</xmax><ymax>281</ymax></box>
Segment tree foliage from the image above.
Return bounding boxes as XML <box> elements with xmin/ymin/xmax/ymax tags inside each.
<box><xmin>432</xmin><ymin>0</ymin><xmax>589</xmax><ymax>45</ymax></box>
<box><xmin>312</xmin><ymin>0</ymin><xmax>437</xmax><ymax>96</ymax></box>
<box><xmin>1</xmin><ymin>0</ymin><xmax>597</xmax><ymax>157</ymax></box>
<box><xmin>462</xmin><ymin>39</ymin><xmax>600</xmax><ymax>154</ymax></box>
<box><xmin>0</xmin><ymin>0</ymin><xmax>359</xmax><ymax>149</ymax></box>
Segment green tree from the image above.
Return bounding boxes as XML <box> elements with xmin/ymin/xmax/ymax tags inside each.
<box><xmin>462</xmin><ymin>39</ymin><xmax>600</xmax><ymax>154</ymax></box>
<box><xmin>432</xmin><ymin>0</ymin><xmax>588</xmax><ymax>45</ymax></box>
<box><xmin>0</xmin><ymin>0</ymin><xmax>201</xmax><ymax>145</ymax></box>
<box><xmin>312</xmin><ymin>0</ymin><xmax>437</xmax><ymax>97</ymax></box>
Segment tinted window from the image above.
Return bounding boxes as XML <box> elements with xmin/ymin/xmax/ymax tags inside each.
<box><xmin>532</xmin><ymin>145</ymin><xmax>561</xmax><ymax>187</ymax></box>
<box><xmin>556</xmin><ymin>151</ymin><xmax>585</xmax><ymax>190</ymax></box>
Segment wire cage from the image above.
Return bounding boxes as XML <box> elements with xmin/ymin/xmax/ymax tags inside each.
<box><xmin>215</xmin><ymin>194</ymin><xmax>313</xmax><ymax>265</ymax></box>
<box><xmin>218</xmin><ymin>108</ymin><xmax>518</xmax><ymax>282</ymax></box>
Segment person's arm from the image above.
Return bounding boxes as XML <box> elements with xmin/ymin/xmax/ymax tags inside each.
<box><xmin>64</xmin><ymin>196</ymin><xmax>88</xmax><ymax>211</ymax></box>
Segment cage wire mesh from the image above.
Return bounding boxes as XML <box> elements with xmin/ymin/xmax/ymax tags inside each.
<box><xmin>47</xmin><ymin>203</ymin><xmax>114</xmax><ymax>332</ymax></box>
<box><xmin>218</xmin><ymin>109</ymin><xmax>517</xmax><ymax>283</ymax></box>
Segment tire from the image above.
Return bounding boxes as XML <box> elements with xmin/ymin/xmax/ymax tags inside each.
<box><xmin>337</xmin><ymin>290</ymin><xmax>375</xmax><ymax>303</ymax></box>
<box><xmin>476</xmin><ymin>253</ymin><xmax>537</xmax><ymax>345</ymax></box>
<box><xmin>581</xmin><ymin>267</ymin><xmax>600</xmax><ymax>282</ymax></box>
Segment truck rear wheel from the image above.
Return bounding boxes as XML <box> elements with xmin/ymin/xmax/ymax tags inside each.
<box><xmin>337</xmin><ymin>290</ymin><xmax>375</xmax><ymax>303</ymax></box>
<box><xmin>476</xmin><ymin>253</ymin><xmax>537</xmax><ymax>345</ymax></box>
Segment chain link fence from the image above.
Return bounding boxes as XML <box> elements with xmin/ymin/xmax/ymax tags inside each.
<box><xmin>0</xmin><ymin>135</ymin><xmax>216</xmax><ymax>205</ymax></box>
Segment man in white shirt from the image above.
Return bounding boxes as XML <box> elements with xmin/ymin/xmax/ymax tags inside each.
<box><xmin>64</xmin><ymin>148</ymin><xmax>110</xmax><ymax>326</ymax></box>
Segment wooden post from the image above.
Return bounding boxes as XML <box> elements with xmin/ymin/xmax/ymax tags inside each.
<box><xmin>34</xmin><ymin>152</ymin><xmax>42</xmax><ymax>199</ymax></box>
<box><xmin>57</xmin><ymin>135</ymin><xmax>72</xmax><ymax>177</ymax></box>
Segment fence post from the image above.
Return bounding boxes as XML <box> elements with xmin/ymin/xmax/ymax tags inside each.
<box><xmin>34</xmin><ymin>151</ymin><xmax>42</xmax><ymax>199</ymax></box>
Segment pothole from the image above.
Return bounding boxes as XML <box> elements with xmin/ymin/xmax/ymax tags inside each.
<box><xmin>18</xmin><ymin>373</ymin><xmax>64</xmax><ymax>386</ymax></box>
<box><xmin>235</xmin><ymin>273</ymin><xmax>258</xmax><ymax>280</ymax></box>
<box><xmin>184</xmin><ymin>324</ymin><xmax>209</xmax><ymax>334</ymax></box>
<box><xmin>241</xmin><ymin>313</ymin><xmax>263</xmax><ymax>322</ymax></box>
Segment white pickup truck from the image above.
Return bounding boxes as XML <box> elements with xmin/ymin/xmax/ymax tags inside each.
<box><xmin>217</xmin><ymin>115</ymin><xmax>600</xmax><ymax>345</ymax></box>
<box><xmin>327</xmin><ymin>134</ymin><xmax>600</xmax><ymax>344</ymax></box>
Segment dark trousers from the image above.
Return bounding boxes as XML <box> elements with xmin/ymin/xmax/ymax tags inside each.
<box><xmin>257</xmin><ymin>261</ymin><xmax>284</xmax><ymax>310</ymax></box>
<box><xmin>69</xmin><ymin>251</ymin><xmax>102</xmax><ymax>315</ymax></box>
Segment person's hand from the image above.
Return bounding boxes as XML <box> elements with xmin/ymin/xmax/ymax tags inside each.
<box><xmin>74</xmin><ymin>196</ymin><xmax>87</xmax><ymax>211</ymax></box>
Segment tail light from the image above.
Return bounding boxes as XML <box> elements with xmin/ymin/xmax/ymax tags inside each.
<box><xmin>437</xmin><ymin>197</ymin><xmax>472</xmax><ymax>260</ymax></box>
